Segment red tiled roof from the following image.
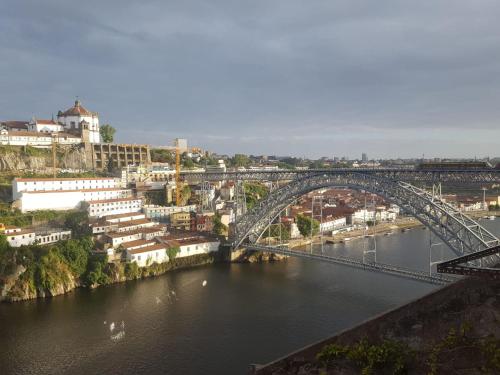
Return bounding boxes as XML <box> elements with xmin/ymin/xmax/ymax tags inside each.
<box><xmin>117</xmin><ymin>218</ymin><xmax>152</xmax><ymax>228</ymax></box>
<box><xmin>60</xmin><ymin>100</ymin><xmax>95</xmax><ymax>117</ymax></box>
<box><xmin>22</xmin><ymin>188</ymin><xmax>127</xmax><ymax>194</ymax></box>
<box><xmin>1</xmin><ymin>121</ymin><xmax>29</xmax><ymax>129</ymax></box>
<box><xmin>36</xmin><ymin>119</ymin><xmax>59</xmax><ymax>125</ymax></box>
<box><xmin>88</xmin><ymin>196</ymin><xmax>140</xmax><ymax>204</ymax></box>
<box><xmin>128</xmin><ymin>243</ymin><xmax>167</xmax><ymax>255</ymax></box>
<box><xmin>16</xmin><ymin>177</ymin><xmax>115</xmax><ymax>182</ymax></box>
<box><xmin>6</xmin><ymin>131</ymin><xmax>80</xmax><ymax>139</ymax></box>
<box><xmin>120</xmin><ymin>239</ymin><xmax>156</xmax><ymax>249</ymax></box>
<box><xmin>104</xmin><ymin>212</ymin><xmax>145</xmax><ymax>220</ymax></box>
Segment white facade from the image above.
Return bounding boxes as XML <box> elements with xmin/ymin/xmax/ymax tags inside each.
<box><xmin>143</xmin><ymin>204</ymin><xmax>196</xmax><ymax>220</ymax></box>
<box><xmin>320</xmin><ymin>217</ymin><xmax>347</xmax><ymax>232</ymax></box>
<box><xmin>0</xmin><ymin>100</ymin><xmax>101</xmax><ymax>147</ymax></box>
<box><xmin>176</xmin><ymin>240</ymin><xmax>219</xmax><ymax>258</ymax></box>
<box><xmin>105</xmin><ymin>226</ymin><xmax>166</xmax><ymax>248</ymax></box>
<box><xmin>13</xmin><ymin>177</ymin><xmax>130</xmax><ymax>213</ymax></box>
<box><xmin>87</xmin><ymin>197</ymin><xmax>142</xmax><ymax>218</ymax></box>
<box><xmin>126</xmin><ymin>238</ymin><xmax>220</xmax><ymax>267</ymax></box>
<box><xmin>351</xmin><ymin>209</ymin><xmax>397</xmax><ymax>223</ymax></box>
<box><xmin>57</xmin><ymin>100</ymin><xmax>100</xmax><ymax>143</ymax></box>
<box><xmin>13</xmin><ymin>177</ymin><xmax>119</xmax><ymax>199</ymax></box>
<box><xmin>17</xmin><ymin>188</ymin><xmax>130</xmax><ymax>213</ymax></box>
<box><xmin>4</xmin><ymin>227</ymin><xmax>36</xmax><ymax>247</ymax></box>
<box><xmin>28</xmin><ymin>119</ymin><xmax>64</xmax><ymax>133</ymax></box>
<box><xmin>4</xmin><ymin>227</ymin><xmax>71</xmax><ymax>247</ymax></box>
<box><xmin>127</xmin><ymin>244</ymin><xmax>169</xmax><ymax>267</ymax></box>
<box><xmin>0</xmin><ymin>129</ymin><xmax>81</xmax><ymax>147</ymax></box>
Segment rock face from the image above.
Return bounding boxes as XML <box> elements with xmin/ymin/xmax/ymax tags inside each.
<box><xmin>254</xmin><ymin>277</ymin><xmax>500</xmax><ymax>375</ymax></box>
<box><xmin>231</xmin><ymin>249</ymin><xmax>288</xmax><ymax>263</ymax></box>
<box><xmin>0</xmin><ymin>252</ymin><xmax>221</xmax><ymax>302</ymax></box>
<box><xmin>0</xmin><ymin>263</ymin><xmax>80</xmax><ymax>302</ymax></box>
<box><xmin>0</xmin><ymin>144</ymin><xmax>90</xmax><ymax>172</ymax></box>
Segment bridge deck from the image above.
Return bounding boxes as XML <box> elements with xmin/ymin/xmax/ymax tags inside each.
<box><xmin>245</xmin><ymin>244</ymin><xmax>455</xmax><ymax>285</ymax></box>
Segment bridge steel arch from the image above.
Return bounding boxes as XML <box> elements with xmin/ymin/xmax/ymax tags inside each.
<box><xmin>232</xmin><ymin>173</ymin><xmax>500</xmax><ymax>264</ymax></box>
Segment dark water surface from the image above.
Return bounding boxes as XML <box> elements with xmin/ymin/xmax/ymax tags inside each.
<box><xmin>1</xmin><ymin>220</ymin><xmax>499</xmax><ymax>375</ymax></box>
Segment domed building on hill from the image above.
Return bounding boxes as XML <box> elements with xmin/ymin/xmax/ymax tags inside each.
<box><xmin>57</xmin><ymin>100</ymin><xmax>101</xmax><ymax>143</ymax></box>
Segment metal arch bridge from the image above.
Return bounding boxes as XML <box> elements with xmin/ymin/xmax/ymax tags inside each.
<box><xmin>181</xmin><ymin>168</ymin><xmax>500</xmax><ymax>184</ymax></box>
<box><xmin>229</xmin><ymin>172</ymin><xmax>500</xmax><ymax>285</ymax></box>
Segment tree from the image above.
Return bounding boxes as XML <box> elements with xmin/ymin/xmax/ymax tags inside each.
<box><xmin>231</xmin><ymin>154</ymin><xmax>250</xmax><ymax>168</ymax></box>
<box><xmin>100</xmin><ymin>124</ymin><xmax>116</xmax><ymax>143</ymax></box>
<box><xmin>244</xmin><ymin>182</ymin><xmax>269</xmax><ymax>210</ymax></box>
<box><xmin>296</xmin><ymin>214</ymin><xmax>320</xmax><ymax>237</ymax></box>
<box><xmin>167</xmin><ymin>246</ymin><xmax>180</xmax><ymax>260</ymax></box>
<box><xmin>177</xmin><ymin>184</ymin><xmax>191</xmax><ymax>206</ymax></box>
<box><xmin>261</xmin><ymin>223</ymin><xmax>291</xmax><ymax>241</ymax></box>
<box><xmin>183</xmin><ymin>157</ymin><xmax>195</xmax><ymax>168</ymax></box>
<box><xmin>150</xmin><ymin>149</ymin><xmax>175</xmax><ymax>164</ymax></box>
<box><xmin>64</xmin><ymin>211</ymin><xmax>91</xmax><ymax>238</ymax></box>
<box><xmin>212</xmin><ymin>213</ymin><xmax>227</xmax><ymax>236</ymax></box>
<box><xmin>57</xmin><ymin>237</ymin><xmax>93</xmax><ymax>276</ymax></box>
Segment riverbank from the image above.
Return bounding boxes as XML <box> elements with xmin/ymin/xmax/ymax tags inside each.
<box><xmin>252</xmin><ymin>275</ymin><xmax>500</xmax><ymax>374</ymax></box>
<box><xmin>313</xmin><ymin>210</ymin><xmax>500</xmax><ymax>246</ymax></box>
<box><xmin>0</xmin><ymin>240</ymin><xmax>227</xmax><ymax>302</ymax></box>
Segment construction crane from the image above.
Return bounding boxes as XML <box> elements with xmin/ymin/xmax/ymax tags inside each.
<box><xmin>52</xmin><ymin>134</ymin><xmax>58</xmax><ymax>178</ymax></box>
<box><xmin>175</xmin><ymin>139</ymin><xmax>182</xmax><ymax>206</ymax></box>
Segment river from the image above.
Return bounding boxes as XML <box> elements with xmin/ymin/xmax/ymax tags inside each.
<box><xmin>1</xmin><ymin>219</ymin><xmax>499</xmax><ymax>375</ymax></box>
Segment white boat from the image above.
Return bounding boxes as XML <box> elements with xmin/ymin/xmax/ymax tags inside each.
<box><xmin>489</xmin><ymin>216</ymin><xmax>496</xmax><ymax>220</ymax></box>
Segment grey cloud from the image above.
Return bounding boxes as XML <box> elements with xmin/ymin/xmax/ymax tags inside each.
<box><xmin>1</xmin><ymin>0</ymin><xmax>500</xmax><ymax>158</ymax></box>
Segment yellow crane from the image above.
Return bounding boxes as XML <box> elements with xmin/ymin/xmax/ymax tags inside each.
<box><xmin>175</xmin><ymin>139</ymin><xmax>182</xmax><ymax>206</ymax></box>
<box><xmin>52</xmin><ymin>134</ymin><xmax>58</xmax><ymax>178</ymax></box>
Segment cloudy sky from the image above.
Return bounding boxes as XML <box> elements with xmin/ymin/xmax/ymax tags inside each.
<box><xmin>1</xmin><ymin>1</ymin><xmax>500</xmax><ymax>158</ymax></box>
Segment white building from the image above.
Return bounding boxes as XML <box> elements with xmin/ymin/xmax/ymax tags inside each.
<box><xmin>28</xmin><ymin>118</ymin><xmax>64</xmax><ymax>133</ymax></box>
<box><xmin>57</xmin><ymin>100</ymin><xmax>100</xmax><ymax>143</ymax></box>
<box><xmin>13</xmin><ymin>177</ymin><xmax>119</xmax><ymax>199</ymax></box>
<box><xmin>3</xmin><ymin>226</ymin><xmax>71</xmax><ymax>247</ymax></box>
<box><xmin>0</xmin><ymin>128</ymin><xmax>82</xmax><ymax>148</ymax></box>
<box><xmin>104</xmin><ymin>226</ymin><xmax>166</xmax><ymax>248</ymax></box>
<box><xmin>320</xmin><ymin>216</ymin><xmax>347</xmax><ymax>233</ymax></box>
<box><xmin>126</xmin><ymin>243</ymin><xmax>169</xmax><ymax>267</ymax></box>
<box><xmin>143</xmin><ymin>204</ymin><xmax>196</xmax><ymax>221</ymax></box>
<box><xmin>351</xmin><ymin>208</ymin><xmax>397</xmax><ymax>223</ymax></box>
<box><xmin>12</xmin><ymin>177</ymin><xmax>134</xmax><ymax>213</ymax></box>
<box><xmin>125</xmin><ymin>234</ymin><xmax>220</xmax><ymax>267</ymax></box>
<box><xmin>1</xmin><ymin>100</ymin><xmax>101</xmax><ymax>147</ymax></box>
<box><xmin>87</xmin><ymin>197</ymin><xmax>142</xmax><ymax>218</ymax></box>
<box><xmin>205</xmin><ymin>159</ymin><xmax>226</xmax><ymax>173</ymax></box>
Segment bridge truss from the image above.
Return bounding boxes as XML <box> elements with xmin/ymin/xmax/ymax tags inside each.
<box><xmin>230</xmin><ymin>172</ymin><xmax>500</xmax><ymax>283</ymax></box>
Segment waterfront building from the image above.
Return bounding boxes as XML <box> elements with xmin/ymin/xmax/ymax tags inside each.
<box><xmin>3</xmin><ymin>226</ymin><xmax>71</xmax><ymax>247</ymax></box>
<box><xmin>90</xmin><ymin>212</ymin><xmax>147</xmax><ymax>234</ymax></box>
<box><xmin>126</xmin><ymin>243</ymin><xmax>169</xmax><ymax>267</ymax></box>
<box><xmin>104</xmin><ymin>226</ymin><xmax>166</xmax><ymax>248</ymax></box>
<box><xmin>319</xmin><ymin>216</ymin><xmax>347</xmax><ymax>233</ymax></box>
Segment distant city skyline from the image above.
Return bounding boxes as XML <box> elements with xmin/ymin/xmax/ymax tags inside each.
<box><xmin>1</xmin><ymin>1</ymin><xmax>500</xmax><ymax>158</ymax></box>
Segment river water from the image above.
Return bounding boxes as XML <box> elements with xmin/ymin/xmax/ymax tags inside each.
<box><xmin>1</xmin><ymin>219</ymin><xmax>499</xmax><ymax>375</ymax></box>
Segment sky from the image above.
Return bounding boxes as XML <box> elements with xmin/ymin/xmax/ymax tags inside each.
<box><xmin>1</xmin><ymin>0</ymin><xmax>500</xmax><ymax>159</ymax></box>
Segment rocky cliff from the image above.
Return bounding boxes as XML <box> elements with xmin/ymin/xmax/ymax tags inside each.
<box><xmin>0</xmin><ymin>145</ymin><xmax>90</xmax><ymax>172</ymax></box>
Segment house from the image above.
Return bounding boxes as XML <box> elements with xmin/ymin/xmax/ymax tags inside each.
<box><xmin>2</xmin><ymin>226</ymin><xmax>71</xmax><ymax>247</ymax></box>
